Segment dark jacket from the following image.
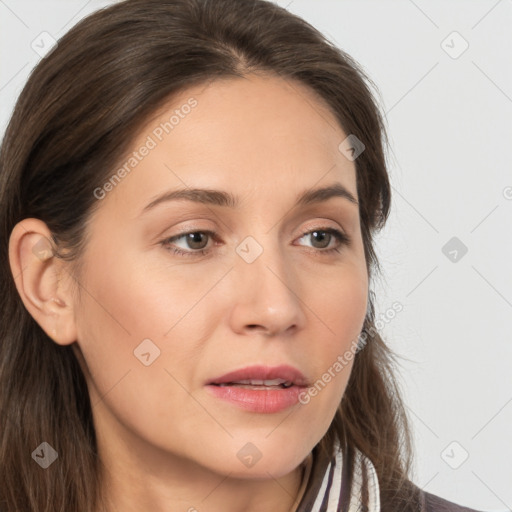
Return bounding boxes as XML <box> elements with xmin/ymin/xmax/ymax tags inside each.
<box><xmin>421</xmin><ymin>489</ymin><xmax>483</xmax><ymax>512</ymax></box>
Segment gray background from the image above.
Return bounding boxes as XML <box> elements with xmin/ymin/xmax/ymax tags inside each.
<box><xmin>1</xmin><ymin>1</ymin><xmax>510</xmax><ymax>510</ymax></box>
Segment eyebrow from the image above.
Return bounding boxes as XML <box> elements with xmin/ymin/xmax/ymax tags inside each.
<box><xmin>141</xmin><ymin>182</ymin><xmax>358</xmax><ymax>214</ymax></box>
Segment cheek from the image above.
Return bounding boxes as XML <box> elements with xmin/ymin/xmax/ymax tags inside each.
<box><xmin>72</xmin><ymin>250</ymin><xmax>211</xmax><ymax>403</ymax></box>
<box><xmin>312</xmin><ymin>265</ymin><xmax>368</xmax><ymax>349</ymax></box>
<box><xmin>294</xmin><ymin>264</ymin><xmax>367</xmax><ymax>427</ymax></box>
<box><xmin>77</xmin><ymin>245</ymin><xmax>213</xmax><ymax>341</ymax></box>
<box><xmin>72</xmin><ymin>260</ymin><xmax>213</xmax><ymax>449</ymax></box>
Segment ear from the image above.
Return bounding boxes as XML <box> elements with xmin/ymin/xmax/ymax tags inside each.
<box><xmin>8</xmin><ymin>218</ymin><xmax>77</xmax><ymax>345</ymax></box>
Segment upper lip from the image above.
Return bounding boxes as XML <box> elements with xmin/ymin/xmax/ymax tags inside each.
<box><xmin>207</xmin><ymin>364</ymin><xmax>309</xmax><ymax>387</ymax></box>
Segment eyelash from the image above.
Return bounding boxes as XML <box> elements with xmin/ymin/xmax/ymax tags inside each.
<box><xmin>160</xmin><ymin>227</ymin><xmax>351</xmax><ymax>258</ymax></box>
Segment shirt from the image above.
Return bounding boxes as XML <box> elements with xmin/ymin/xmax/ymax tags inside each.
<box><xmin>292</xmin><ymin>439</ymin><xmax>484</xmax><ymax>512</ymax></box>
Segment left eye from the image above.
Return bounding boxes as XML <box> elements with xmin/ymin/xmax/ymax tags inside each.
<box><xmin>297</xmin><ymin>228</ymin><xmax>349</xmax><ymax>251</ymax></box>
<box><xmin>161</xmin><ymin>227</ymin><xmax>350</xmax><ymax>257</ymax></box>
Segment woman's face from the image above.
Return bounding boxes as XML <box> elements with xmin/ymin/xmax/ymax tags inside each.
<box><xmin>71</xmin><ymin>73</ymin><xmax>368</xmax><ymax>479</ymax></box>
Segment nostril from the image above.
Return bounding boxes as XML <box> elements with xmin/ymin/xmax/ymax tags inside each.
<box><xmin>246</xmin><ymin>325</ymin><xmax>271</xmax><ymax>336</ymax></box>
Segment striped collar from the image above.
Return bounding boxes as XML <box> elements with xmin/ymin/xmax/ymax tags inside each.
<box><xmin>294</xmin><ymin>439</ymin><xmax>380</xmax><ymax>512</ymax></box>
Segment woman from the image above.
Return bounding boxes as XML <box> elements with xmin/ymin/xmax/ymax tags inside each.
<box><xmin>0</xmin><ymin>0</ymin><xmax>484</xmax><ymax>510</ymax></box>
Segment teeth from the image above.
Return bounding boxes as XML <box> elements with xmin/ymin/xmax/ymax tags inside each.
<box><xmin>232</xmin><ymin>379</ymin><xmax>288</xmax><ymax>386</ymax></box>
<box><xmin>216</xmin><ymin>379</ymin><xmax>294</xmax><ymax>387</ymax></box>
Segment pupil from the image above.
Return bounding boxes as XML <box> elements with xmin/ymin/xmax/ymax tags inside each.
<box><xmin>188</xmin><ymin>233</ymin><xmax>207</xmax><ymax>249</ymax></box>
<box><xmin>312</xmin><ymin>230</ymin><xmax>329</xmax><ymax>248</ymax></box>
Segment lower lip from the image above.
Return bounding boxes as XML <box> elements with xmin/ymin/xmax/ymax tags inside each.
<box><xmin>206</xmin><ymin>384</ymin><xmax>304</xmax><ymax>413</ymax></box>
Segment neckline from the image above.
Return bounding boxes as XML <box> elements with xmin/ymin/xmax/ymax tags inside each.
<box><xmin>288</xmin><ymin>452</ymin><xmax>314</xmax><ymax>512</ymax></box>
<box><xmin>291</xmin><ymin>440</ymin><xmax>381</xmax><ymax>512</ymax></box>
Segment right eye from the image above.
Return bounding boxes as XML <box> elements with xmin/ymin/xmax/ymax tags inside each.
<box><xmin>160</xmin><ymin>230</ymin><xmax>217</xmax><ymax>258</ymax></box>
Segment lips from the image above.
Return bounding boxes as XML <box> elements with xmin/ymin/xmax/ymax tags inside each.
<box><xmin>205</xmin><ymin>364</ymin><xmax>310</xmax><ymax>413</ymax></box>
<box><xmin>207</xmin><ymin>364</ymin><xmax>309</xmax><ymax>388</ymax></box>
<box><xmin>216</xmin><ymin>378</ymin><xmax>293</xmax><ymax>389</ymax></box>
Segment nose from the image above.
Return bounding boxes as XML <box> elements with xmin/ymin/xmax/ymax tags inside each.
<box><xmin>228</xmin><ymin>240</ymin><xmax>307</xmax><ymax>338</ymax></box>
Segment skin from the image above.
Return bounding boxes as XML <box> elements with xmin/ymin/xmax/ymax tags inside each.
<box><xmin>9</xmin><ymin>72</ymin><xmax>368</xmax><ymax>512</ymax></box>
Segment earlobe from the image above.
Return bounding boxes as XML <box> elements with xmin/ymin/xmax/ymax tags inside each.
<box><xmin>8</xmin><ymin>218</ymin><xmax>77</xmax><ymax>346</ymax></box>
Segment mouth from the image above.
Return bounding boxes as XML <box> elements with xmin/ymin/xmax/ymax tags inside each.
<box><xmin>211</xmin><ymin>378</ymin><xmax>295</xmax><ymax>390</ymax></box>
<box><xmin>205</xmin><ymin>365</ymin><xmax>309</xmax><ymax>413</ymax></box>
<box><xmin>207</xmin><ymin>364</ymin><xmax>309</xmax><ymax>388</ymax></box>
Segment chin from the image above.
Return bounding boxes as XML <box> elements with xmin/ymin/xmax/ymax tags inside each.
<box><xmin>223</xmin><ymin>458</ymin><xmax>302</xmax><ymax>480</ymax></box>
<box><xmin>211</xmin><ymin>438</ymin><xmax>310</xmax><ymax>479</ymax></box>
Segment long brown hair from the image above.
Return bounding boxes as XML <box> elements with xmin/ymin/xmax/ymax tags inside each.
<box><xmin>0</xmin><ymin>0</ymin><xmax>420</xmax><ymax>510</ymax></box>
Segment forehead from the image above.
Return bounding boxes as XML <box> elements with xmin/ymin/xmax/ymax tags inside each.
<box><xmin>95</xmin><ymin>72</ymin><xmax>358</xmax><ymax>219</ymax></box>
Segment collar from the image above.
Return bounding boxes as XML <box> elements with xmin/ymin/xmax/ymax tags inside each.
<box><xmin>294</xmin><ymin>438</ymin><xmax>380</xmax><ymax>512</ymax></box>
